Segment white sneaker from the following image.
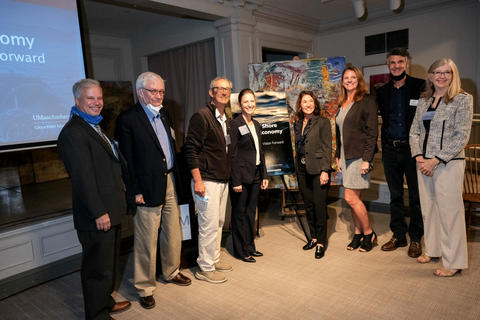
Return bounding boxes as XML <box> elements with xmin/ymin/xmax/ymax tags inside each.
<box><xmin>214</xmin><ymin>262</ymin><xmax>233</xmax><ymax>272</ymax></box>
<box><xmin>195</xmin><ymin>270</ymin><xmax>227</xmax><ymax>284</ymax></box>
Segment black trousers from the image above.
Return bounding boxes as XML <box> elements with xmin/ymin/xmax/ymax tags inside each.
<box><xmin>77</xmin><ymin>225</ymin><xmax>120</xmax><ymax>320</ymax></box>
<box><xmin>382</xmin><ymin>143</ymin><xmax>424</xmax><ymax>242</ymax></box>
<box><xmin>296</xmin><ymin>164</ymin><xmax>329</xmax><ymax>245</ymax></box>
<box><xmin>231</xmin><ymin>169</ymin><xmax>261</xmax><ymax>258</ymax></box>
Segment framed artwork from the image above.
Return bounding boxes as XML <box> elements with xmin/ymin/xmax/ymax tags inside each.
<box><xmin>363</xmin><ymin>64</ymin><xmax>390</xmax><ymax>94</ymax></box>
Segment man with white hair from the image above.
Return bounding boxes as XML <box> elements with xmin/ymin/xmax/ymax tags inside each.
<box><xmin>115</xmin><ymin>72</ymin><xmax>191</xmax><ymax>310</ymax></box>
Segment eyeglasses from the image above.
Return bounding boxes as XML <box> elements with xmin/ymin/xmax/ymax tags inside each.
<box><xmin>142</xmin><ymin>88</ymin><xmax>165</xmax><ymax>95</ymax></box>
<box><xmin>212</xmin><ymin>87</ymin><xmax>232</xmax><ymax>93</ymax></box>
<box><xmin>432</xmin><ymin>71</ymin><xmax>452</xmax><ymax>77</ymax></box>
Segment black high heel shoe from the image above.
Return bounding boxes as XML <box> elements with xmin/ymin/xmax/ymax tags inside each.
<box><xmin>347</xmin><ymin>233</ymin><xmax>363</xmax><ymax>250</ymax></box>
<box><xmin>315</xmin><ymin>245</ymin><xmax>325</xmax><ymax>259</ymax></box>
<box><xmin>359</xmin><ymin>231</ymin><xmax>377</xmax><ymax>252</ymax></box>
<box><xmin>303</xmin><ymin>239</ymin><xmax>317</xmax><ymax>250</ymax></box>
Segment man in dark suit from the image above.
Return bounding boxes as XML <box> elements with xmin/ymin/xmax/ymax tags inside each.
<box><xmin>58</xmin><ymin>79</ymin><xmax>131</xmax><ymax>320</ymax></box>
<box><xmin>376</xmin><ymin>48</ymin><xmax>426</xmax><ymax>258</ymax></box>
<box><xmin>115</xmin><ymin>72</ymin><xmax>191</xmax><ymax>310</ymax></box>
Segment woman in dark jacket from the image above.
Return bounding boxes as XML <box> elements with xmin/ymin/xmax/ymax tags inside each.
<box><xmin>335</xmin><ymin>64</ymin><xmax>378</xmax><ymax>252</ymax></box>
<box><xmin>230</xmin><ymin>88</ymin><xmax>269</xmax><ymax>263</ymax></box>
<box><xmin>294</xmin><ymin>90</ymin><xmax>332</xmax><ymax>259</ymax></box>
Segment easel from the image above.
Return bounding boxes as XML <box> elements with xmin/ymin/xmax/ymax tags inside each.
<box><xmin>280</xmin><ymin>174</ymin><xmax>309</xmax><ymax>242</ymax></box>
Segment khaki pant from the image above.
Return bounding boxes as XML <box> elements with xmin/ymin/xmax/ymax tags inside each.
<box><xmin>134</xmin><ymin>173</ymin><xmax>182</xmax><ymax>297</ymax></box>
<box><xmin>192</xmin><ymin>179</ymin><xmax>229</xmax><ymax>272</ymax></box>
<box><xmin>417</xmin><ymin>160</ymin><xmax>468</xmax><ymax>269</ymax></box>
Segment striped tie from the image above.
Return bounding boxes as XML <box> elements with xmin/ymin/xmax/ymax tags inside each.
<box><xmin>94</xmin><ymin>124</ymin><xmax>114</xmax><ymax>154</ymax></box>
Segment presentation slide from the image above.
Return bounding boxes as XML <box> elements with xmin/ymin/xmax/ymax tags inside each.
<box><xmin>0</xmin><ymin>0</ymin><xmax>85</xmax><ymax>151</ymax></box>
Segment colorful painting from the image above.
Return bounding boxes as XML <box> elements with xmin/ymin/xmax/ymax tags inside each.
<box><xmin>248</xmin><ymin>57</ymin><xmax>345</xmax><ymax>119</ymax></box>
<box><xmin>248</xmin><ymin>57</ymin><xmax>346</xmax><ymax>184</ymax></box>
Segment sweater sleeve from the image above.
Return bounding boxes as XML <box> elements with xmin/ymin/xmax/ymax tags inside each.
<box><xmin>183</xmin><ymin>112</ymin><xmax>207</xmax><ymax>170</ymax></box>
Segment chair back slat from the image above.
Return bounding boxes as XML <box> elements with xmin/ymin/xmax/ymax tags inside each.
<box><xmin>464</xmin><ymin>144</ymin><xmax>480</xmax><ymax>194</ymax></box>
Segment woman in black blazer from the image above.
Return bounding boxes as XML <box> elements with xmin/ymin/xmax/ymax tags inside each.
<box><xmin>335</xmin><ymin>64</ymin><xmax>378</xmax><ymax>252</ymax></box>
<box><xmin>294</xmin><ymin>91</ymin><xmax>332</xmax><ymax>259</ymax></box>
<box><xmin>230</xmin><ymin>88</ymin><xmax>269</xmax><ymax>263</ymax></box>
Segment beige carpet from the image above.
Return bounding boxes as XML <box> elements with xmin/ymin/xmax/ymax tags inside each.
<box><xmin>1</xmin><ymin>199</ymin><xmax>479</xmax><ymax>320</ymax></box>
<box><xmin>111</xmin><ymin>199</ymin><xmax>480</xmax><ymax>320</ymax></box>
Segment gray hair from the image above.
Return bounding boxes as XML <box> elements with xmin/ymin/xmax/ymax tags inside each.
<box><xmin>209</xmin><ymin>77</ymin><xmax>232</xmax><ymax>90</ymax></box>
<box><xmin>136</xmin><ymin>72</ymin><xmax>164</xmax><ymax>91</ymax></box>
<box><xmin>72</xmin><ymin>79</ymin><xmax>101</xmax><ymax>98</ymax></box>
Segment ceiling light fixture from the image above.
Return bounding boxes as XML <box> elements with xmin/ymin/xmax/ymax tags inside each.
<box><xmin>351</xmin><ymin>0</ymin><xmax>366</xmax><ymax>19</ymax></box>
<box><xmin>389</xmin><ymin>0</ymin><xmax>401</xmax><ymax>11</ymax></box>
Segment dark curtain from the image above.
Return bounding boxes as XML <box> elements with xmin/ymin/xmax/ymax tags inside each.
<box><xmin>147</xmin><ymin>38</ymin><xmax>217</xmax><ymax>150</ymax></box>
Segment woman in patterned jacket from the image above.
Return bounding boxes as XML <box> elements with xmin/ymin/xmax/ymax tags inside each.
<box><xmin>409</xmin><ymin>58</ymin><xmax>473</xmax><ymax>277</ymax></box>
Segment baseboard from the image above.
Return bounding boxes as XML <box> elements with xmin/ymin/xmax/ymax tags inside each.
<box><xmin>365</xmin><ymin>200</ymin><xmax>390</xmax><ymax>214</ymax></box>
<box><xmin>0</xmin><ymin>253</ymin><xmax>82</xmax><ymax>300</ymax></box>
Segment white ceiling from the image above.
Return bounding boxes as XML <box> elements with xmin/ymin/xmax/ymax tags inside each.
<box><xmin>83</xmin><ymin>0</ymin><xmax>460</xmax><ymax>37</ymax></box>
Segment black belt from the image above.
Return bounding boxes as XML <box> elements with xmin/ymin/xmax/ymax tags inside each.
<box><xmin>386</xmin><ymin>139</ymin><xmax>409</xmax><ymax>148</ymax></box>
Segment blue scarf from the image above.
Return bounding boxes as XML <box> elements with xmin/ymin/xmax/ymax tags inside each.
<box><xmin>70</xmin><ymin>106</ymin><xmax>103</xmax><ymax>125</ymax></box>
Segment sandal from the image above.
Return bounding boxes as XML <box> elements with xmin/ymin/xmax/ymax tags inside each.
<box><xmin>433</xmin><ymin>268</ymin><xmax>461</xmax><ymax>277</ymax></box>
<box><xmin>359</xmin><ymin>231</ymin><xmax>377</xmax><ymax>252</ymax></box>
<box><xmin>347</xmin><ymin>233</ymin><xmax>363</xmax><ymax>250</ymax></box>
<box><xmin>417</xmin><ymin>254</ymin><xmax>440</xmax><ymax>264</ymax></box>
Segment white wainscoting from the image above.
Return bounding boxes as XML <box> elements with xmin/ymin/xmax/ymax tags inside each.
<box><xmin>0</xmin><ymin>215</ymin><xmax>81</xmax><ymax>280</ymax></box>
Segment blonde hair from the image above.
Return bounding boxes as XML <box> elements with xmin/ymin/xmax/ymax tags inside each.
<box><xmin>338</xmin><ymin>64</ymin><xmax>368</xmax><ymax>105</ymax></box>
<box><xmin>421</xmin><ymin>58</ymin><xmax>464</xmax><ymax>103</ymax></box>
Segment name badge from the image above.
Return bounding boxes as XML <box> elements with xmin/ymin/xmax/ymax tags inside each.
<box><xmin>422</xmin><ymin>111</ymin><xmax>435</xmax><ymax>121</ymax></box>
<box><xmin>170</xmin><ymin>127</ymin><xmax>175</xmax><ymax>140</ymax></box>
<box><xmin>225</xmin><ymin>134</ymin><xmax>231</xmax><ymax>145</ymax></box>
<box><xmin>410</xmin><ymin>99</ymin><xmax>419</xmax><ymax>106</ymax></box>
<box><xmin>238</xmin><ymin>125</ymin><xmax>249</xmax><ymax>135</ymax></box>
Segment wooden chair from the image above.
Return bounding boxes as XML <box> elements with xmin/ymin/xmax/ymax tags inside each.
<box><xmin>463</xmin><ymin>144</ymin><xmax>480</xmax><ymax>229</ymax></box>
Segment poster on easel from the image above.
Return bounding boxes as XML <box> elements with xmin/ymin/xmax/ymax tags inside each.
<box><xmin>230</xmin><ymin>92</ymin><xmax>294</xmax><ymax>180</ymax></box>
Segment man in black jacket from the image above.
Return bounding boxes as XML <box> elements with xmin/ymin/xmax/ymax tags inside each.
<box><xmin>58</xmin><ymin>79</ymin><xmax>131</xmax><ymax>320</ymax></box>
<box><xmin>115</xmin><ymin>72</ymin><xmax>191</xmax><ymax>310</ymax></box>
<box><xmin>183</xmin><ymin>77</ymin><xmax>232</xmax><ymax>283</ymax></box>
<box><xmin>376</xmin><ymin>48</ymin><xmax>425</xmax><ymax>258</ymax></box>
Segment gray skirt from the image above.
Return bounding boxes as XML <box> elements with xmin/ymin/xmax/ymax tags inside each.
<box><xmin>341</xmin><ymin>157</ymin><xmax>370</xmax><ymax>189</ymax></box>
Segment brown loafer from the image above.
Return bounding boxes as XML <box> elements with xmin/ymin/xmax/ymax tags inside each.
<box><xmin>166</xmin><ymin>272</ymin><xmax>192</xmax><ymax>286</ymax></box>
<box><xmin>139</xmin><ymin>295</ymin><xmax>155</xmax><ymax>309</ymax></box>
<box><xmin>381</xmin><ymin>237</ymin><xmax>408</xmax><ymax>251</ymax></box>
<box><xmin>407</xmin><ymin>241</ymin><xmax>422</xmax><ymax>258</ymax></box>
<box><xmin>110</xmin><ymin>300</ymin><xmax>131</xmax><ymax>314</ymax></box>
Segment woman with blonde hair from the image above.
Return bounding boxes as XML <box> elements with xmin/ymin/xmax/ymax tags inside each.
<box><xmin>335</xmin><ymin>64</ymin><xmax>378</xmax><ymax>252</ymax></box>
<box><xmin>410</xmin><ymin>58</ymin><xmax>473</xmax><ymax>277</ymax></box>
